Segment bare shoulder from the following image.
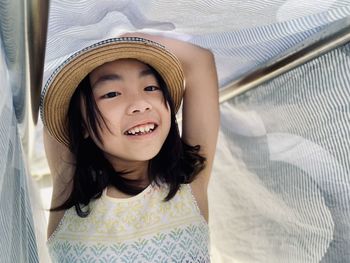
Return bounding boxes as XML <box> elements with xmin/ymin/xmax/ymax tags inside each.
<box><xmin>47</xmin><ymin>210</ymin><xmax>66</xmax><ymax>239</ymax></box>
<box><xmin>190</xmin><ymin>177</ymin><xmax>209</xmax><ymax>222</ymax></box>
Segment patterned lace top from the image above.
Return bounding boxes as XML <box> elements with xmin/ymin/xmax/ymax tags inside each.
<box><xmin>47</xmin><ymin>183</ymin><xmax>210</xmax><ymax>262</ymax></box>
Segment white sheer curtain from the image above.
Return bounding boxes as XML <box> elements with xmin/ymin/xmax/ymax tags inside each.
<box><xmin>211</xmin><ymin>43</ymin><xmax>350</xmax><ymax>262</ymax></box>
<box><xmin>0</xmin><ymin>39</ymin><xmax>41</xmax><ymax>263</ymax></box>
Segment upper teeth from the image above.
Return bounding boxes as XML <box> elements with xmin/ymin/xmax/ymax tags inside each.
<box><xmin>126</xmin><ymin>123</ymin><xmax>155</xmax><ymax>135</ymax></box>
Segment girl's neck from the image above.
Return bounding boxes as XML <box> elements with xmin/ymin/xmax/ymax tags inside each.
<box><xmin>108</xmin><ymin>157</ymin><xmax>150</xmax><ymax>186</ymax></box>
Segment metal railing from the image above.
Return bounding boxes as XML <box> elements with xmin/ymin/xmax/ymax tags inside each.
<box><xmin>219</xmin><ymin>17</ymin><xmax>350</xmax><ymax>104</ymax></box>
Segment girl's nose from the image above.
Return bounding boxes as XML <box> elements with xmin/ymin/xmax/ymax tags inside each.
<box><xmin>126</xmin><ymin>98</ymin><xmax>152</xmax><ymax>115</ymax></box>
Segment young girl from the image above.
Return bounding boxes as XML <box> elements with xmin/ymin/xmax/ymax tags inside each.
<box><xmin>42</xmin><ymin>33</ymin><xmax>219</xmax><ymax>262</ymax></box>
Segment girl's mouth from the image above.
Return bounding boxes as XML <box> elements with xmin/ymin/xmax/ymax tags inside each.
<box><xmin>124</xmin><ymin>123</ymin><xmax>158</xmax><ymax>136</ymax></box>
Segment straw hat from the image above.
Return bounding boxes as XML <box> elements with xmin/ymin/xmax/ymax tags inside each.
<box><xmin>40</xmin><ymin>37</ymin><xmax>184</xmax><ymax>146</ymax></box>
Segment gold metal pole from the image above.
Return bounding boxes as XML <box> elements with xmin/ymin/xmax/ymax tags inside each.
<box><xmin>0</xmin><ymin>0</ymin><xmax>49</xmax><ymax>159</ymax></box>
<box><xmin>27</xmin><ymin>0</ymin><xmax>50</xmax><ymax>125</ymax></box>
<box><xmin>219</xmin><ymin>17</ymin><xmax>350</xmax><ymax>103</ymax></box>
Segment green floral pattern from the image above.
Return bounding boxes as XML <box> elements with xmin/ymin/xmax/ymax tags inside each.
<box><xmin>48</xmin><ymin>184</ymin><xmax>210</xmax><ymax>262</ymax></box>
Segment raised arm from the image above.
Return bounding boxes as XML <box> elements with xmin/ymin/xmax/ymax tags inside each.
<box><xmin>162</xmin><ymin>39</ymin><xmax>219</xmax><ymax>188</ymax></box>
<box><xmin>122</xmin><ymin>33</ymin><xmax>220</xmax><ymax>219</ymax></box>
<box><xmin>177</xmin><ymin>43</ymin><xmax>219</xmax><ymax>189</ymax></box>
<box><xmin>125</xmin><ymin>33</ymin><xmax>219</xmax><ymax>183</ymax></box>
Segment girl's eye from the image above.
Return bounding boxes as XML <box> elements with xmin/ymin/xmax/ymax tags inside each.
<box><xmin>101</xmin><ymin>91</ymin><xmax>120</xmax><ymax>99</ymax></box>
<box><xmin>144</xmin><ymin>85</ymin><xmax>160</xmax><ymax>92</ymax></box>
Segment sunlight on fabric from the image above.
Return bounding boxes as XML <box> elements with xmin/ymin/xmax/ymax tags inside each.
<box><xmin>209</xmin><ymin>43</ymin><xmax>350</xmax><ymax>262</ymax></box>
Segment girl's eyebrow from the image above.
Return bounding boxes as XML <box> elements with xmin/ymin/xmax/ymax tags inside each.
<box><xmin>92</xmin><ymin>74</ymin><xmax>121</xmax><ymax>88</ymax></box>
<box><xmin>139</xmin><ymin>68</ymin><xmax>154</xmax><ymax>77</ymax></box>
<box><xmin>92</xmin><ymin>68</ymin><xmax>154</xmax><ymax>88</ymax></box>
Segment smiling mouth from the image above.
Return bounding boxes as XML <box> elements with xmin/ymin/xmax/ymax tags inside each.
<box><xmin>124</xmin><ymin>123</ymin><xmax>158</xmax><ymax>136</ymax></box>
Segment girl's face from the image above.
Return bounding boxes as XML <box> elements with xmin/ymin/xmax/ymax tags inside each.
<box><xmin>84</xmin><ymin>59</ymin><xmax>171</xmax><ymax>169</ymax></box>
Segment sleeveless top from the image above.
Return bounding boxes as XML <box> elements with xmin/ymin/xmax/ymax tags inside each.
<box><xmin>47</xmin><ymin>183</ymin><xmax>210</xmax><ymax>262</ymax></box>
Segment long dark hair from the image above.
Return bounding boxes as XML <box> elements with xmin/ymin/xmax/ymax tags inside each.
<box><xmin>51</xmin><ymin>63</ymin><xmax>206</xmax><ymax>217</ymax></box>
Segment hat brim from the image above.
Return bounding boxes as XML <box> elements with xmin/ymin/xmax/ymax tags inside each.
<box><xmin>41</xmin><ymin>37</ymin><xmax>184</xmax><ymax>146</ymax></box>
